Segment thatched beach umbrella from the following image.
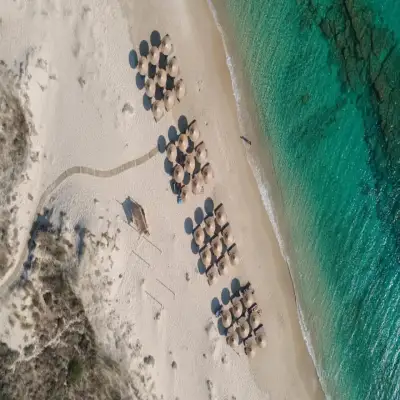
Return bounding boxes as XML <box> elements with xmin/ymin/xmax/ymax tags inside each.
<box><xmin>164</xmin><ymin>90</ymin><xmax>176</xmax><ymax>111</ymax></box>
<box><xmin>152</xmin><ymin>100</ymin><xmax>165</xmax><ymax>122</ymax></box>
<box><xmin>193</xmin><ymin>226</ymin><xmax>205</xmax><ymax>247</ymax></box>
<box><xmin>243</xmin><ymin>292</ymin><xmax>255</xmax><ymax>309</ymax></box>
<box><xmin>160</xmin><ymin>34</ymin><xmax>173</xmax><ymax>55</ymax></box>
<box><xmin>166</xmin><ymin>143</ymin><xmax>177</xmax><ymax>163</ymax></box>
<box><xmin>231</xmin><ymin>299</ymin><xmax>243</xmax><ymax>319</ymax></box>
<box><xmin>218</xmin><ymin>260</ymin><xmax>229</xmax><ymax>276</ymax></box>
<box><xmin>137</xmin><ymin>56</ymin><xmax>149</xmax><ymax>76</ymax></box>
<box><xmin>156</xmin><ymin>68</ymin><xmax>167</xmax><ymax>88</ymax></box>
<box><xmin>255</xmin><ymin>332</ymin><xmax>267</xmax><ymax>348</ymax></box>
<box><xmin>226</xmin><ymin>331</ymin><xmax>239</xmax><ymax>348</ymax></box>
<box><xmin>221</xmin><ymin>310</ymin><xmax>232</xmax><ymax>329</ymax></box>
<box><xmin>200</xmin><ymin>247</ymin><xmax>212</xmax><ymax>267</ymax></box>
<box><xmin>149</xmin><ymin>46</ymin><xmax>160</xmax><ymax>65</ymax></box>
<box><xmin>145</xmin><ymin>78</ymin><xmax>156</xmax><ymax>98</ymax></box>
<box><xmin>192</xmin><ymin>174</ymin><xmax>203</xmax><ymax>195</ymax></box>
<box><xmin>215</xmin><ymin>205</ymin><xmax>227</xmax><ymax>227</ymax></box>
<box><xmin>201</xmin><ymin>164</ymin><xmax>214</xmax><ymax>184</ymax></box>
<box><xmin>178</xmin><ymin>133</ymin><xmax>189</xmax><ymax>153</ymax></box>
<box><xmin>207</xmin><ymin>266</ymin><xmax>219</xmax><ymax>286</ymax></box>
<box><xmin>184</xmin><ymin>153</ymin><xmax>196</xmax><ymax>174</ymax></box>
<box><xmin>175</xmin><ymin>79</ymin><xmax>186</xmax><ymax>101</ymax></box>
<box><xmin>181</xmin><ymin>185</ymin><xmax>189</xmax><ymax>203</ymax></box>
<box><xmin>188</xmin><ymin>120</ymin><xmax>200</xmax><ymax>143</ymax></box>
<box><xmin>218</xmin><ymin>253</ymin><xmax>230</xmax><ymax>271</ymax></box>
<box><xmin>173</xmin><ymin>164</ymin><xmax>184</xmax><ymax>184</ymax></box>
<box><xmin>238</xmin><ymin>320</ymin><xmax>250</xmax><ymax>339</ymax></box>
<box><xmin>204</xmin><ymin>216</ymin><xmax>216</xmax><ymax>236</ymax></box>
<box><xmin>195</xmin><ymin>142</ymin><xmax>207</xmax><ymax>164</ymax></box>
<box><xmin>222</xmin><ymin>224</ymin><xmax>234</xmax><ymax>247</ymax></box>
<box><xmin>211</xmin><ymin>237</ymin><xmax>223</xmax><ymax>258</ymax></box>
<box><xmin>228</xmin><ymin>244</ymin><xmax>240</xmax><ymax>266</ymax></box>
<box><xmin>249</xmin><ymin>312</ymin><xmax>261</xmax><ymax>329</ymax></box>
<box><xmin>167</xmin><ymin>56</ymin><xmax>180</xmax><ymax>78</ymax></box>
<box><xmin>245</xmin><ymin>341</ymin><xmax>257</xmax><ymax>358</ymax></box>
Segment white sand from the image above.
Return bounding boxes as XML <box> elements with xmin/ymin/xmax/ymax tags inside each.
<box><xmin>0</xmin><ymin>0</ymin><xmax>324</xmax><ymax>399</ymax></box>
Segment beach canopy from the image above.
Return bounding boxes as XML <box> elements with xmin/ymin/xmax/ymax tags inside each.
<box><xmin>245</xmin><ymin>341</ymin><xmax>257</xmax><ymax>358</ymax></box>
<box><xmin>188</xmin><ymin>120</ymin><xmax>200</xmax><ymax>143</ymax></box>
<box><xmin>149</xmin><ymin>46</ymin><xmax>160</xmax><ymax>65</ymax></box>
<box><xmin>226</xmin><ymin>331</ymin><xmax>239</xmax><ymax>348</ymax></box>
<box><xmin>221</xmin><ymin>310</ymin><xmax>232</xmax><ymax>329</ymax></box>
<box><xmin>181</xmin><ymin>185</ymin><xmax>189</xmax><ymax>202</ymax></box>
<box><xmin>173</xmin><ymin>164</ymin><xmax>184</xmax><ymax>184</ymax></box>
<box><xmin>164</xmin><ymin>89</ymin><xmax>176</xmax><ymax>111</ymax></box>
<box><xmin>201</xmin><ymin>164</ymin><xmax>214</xmax><ymax>184</ymax></box>
<box><xmin>255</xmin><ymin>332</ymin><xmax>267</xmax><ymax>348</ymax></box>
<box><xmin>238</xmin><ymin>319</ymin><xmax>250</xmax><ymax>339</ymax></box>
<box><xmin>166</xmin><ymin>143</ymin><xmax>177</xmax><ymax>163</ymax></box>
<box><xmin>184</xmin><ymin>153</ymin><xmax>196</xmax><ymax>174</ymax></box>
<box><xmin>192</xmin><ymin>174</ymin><xmax>203</xmax><ymax>195</ymax></box>
<box><xmin>243</xmin><ymin>292</ymin><xmax>255</xmax><ymax>309</ymax></box>
<box><xmin>152</xmin><ymin>100</ymin><xmax>165</xmax><ymax>122</ymax></box>
<box><xmin>138</xmin><ymin>56</ymin><xmax>149</xmax><ymax>76</ymax></box>
<box><xmin>200</xmin><ymin>247</ymin><xmax>212</xmax><ymax>267</ymax></box>
<box><xmin>167</xmin><ymin>56</ymin><xmax>180</xmax><ymax>78</ymax></box>
<box><xmin>231</xmin><ymin>299</ymin><xmax>243</xmax><ymax>318</ymax></box>
<box><xmin>194</xmin><ymin>226</ymin><xmax>205</xmax><ymax>247</ymax></box>
<box><xmin>207</xmin><ymin>266</ymin><xmax>219</xmax><ymax>286</ymax></box>
<box><xmin>178</xmin><ymin>133</ymin><xmax>189</xmax><ymax>153</ymax></box>
<box><xmin>195</xmin><ymin>142</ymin><xmax>207</xmax><ymax>164</ymax></box>
<box><xmin>249</xmin><ymin>312</ymin><xmax>261</xmax><ymax>329</ymax></box>
<box><xmin>215</xmin><ymin>205</ymin><xmax>227</xmax><ymax>227</ymax></box>
<box><xmin>160</xmin><ymin>34</ymin><xmax>173</xmax><ymax>55</ymax></box>
<box><xmin>211</xmin><ymin>237</ymin><xmax>223</xmax><ymax>258</ymax></box>
<box><xmin>218</xmin><ymin>253</ymin><xmax>230</xmax><ymax>270</ymax></box>
<box><xmin>222</xmin><ymin>224</ymin><xmax>234</xmax><ymax>247</ymax></box>
<box><xmin>156</xmin><ymin>68</ymin><xmax>168</xmax><ymax>88</ymax></box>
<box><xmin>204</xmin><ymin>216</ymin><xmax>216</xmax><ymax>236</ymax></box>
<box><xmin>228</xmin><ymin>244</ymin><xmax>240</xmax><ymax>266</ymax></box>
<box><xmin>145</xmin><ymin>78</ymin><xmax>156</xmax><ymax>98</ymax></box>
<box><xmin>218</xmin><ymin>260</ymin><xmax>229</xmax><ymax>276</ymax></box>
<box><xmin>175</xmin><ymin>79</ymin><xmax>186</xmax><ymax>101</ymax></box>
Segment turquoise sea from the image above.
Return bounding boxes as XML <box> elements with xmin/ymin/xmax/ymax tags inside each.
<box><xmin>211</xmin><ymin>1</ymin><xmax>400</xmax><ymax>399</ymax></box>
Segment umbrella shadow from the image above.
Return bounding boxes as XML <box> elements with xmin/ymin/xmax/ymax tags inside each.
<box><xmin>155</xmin><ymin>85</ymin><xmax>164</xmax><ymax>101</ymax></box>
<box><xmin>136</xmin><ymin>73</ymin><xmax>145</xmax><ymax>90</ymax></box>
<box><xmin>197</xmin><ymin>258</ymin><xmax>206</xmax><ymax>274</ymax></box>
<box><xmin>157</xmin><ymin>135</ymin><xmax>167</xmax><ymax>153</ymax></box>
<box><xmin>150</xmin><ymin>30</ymin><xmax>161</xmax><ymax>47</ymax></box>
<box><xmin>148</xmin><ymin>64</ymin><xmax>157</xmax><ymax>79</ymax></box>
<box><xmin>211</xmin><ymin>297</ymin><xmax>221</xmax><ymax>315</ymax></box>
<box><xmin>164</xmin><ymin>159</ymin><xmax>174</xmax><ymax>175</ymax></box>
<box><xmin>231</xmin><ymin>278</ymin><xmax>241</xmax><ymax>295</ymax></box>
<box><xmin>183</xmin><ymin>172</ymin><xmax>191</xmax><ymax>185</ymax></box>
<box><xmin>221</xmin><ymin>288</ymin><xmax>231</xmax><ymax>305</ymax></box>
<box><xmin>143</xmin><ymin>94</ymin><xmax>152</xmax><ymax>111</ymax></box>
<box><xmin>204</xmin><ymin>197</ymin><xmax>215</xmax><ymax>216</ymax></box>
<box><xmin>178</xmin><ymin>115</ymin><xmax>188</xmax><ymax>133</ymax></box>
<box><xmin>159</xmin><ymin>54</ymin><xmax>168</xmax><ymax>70</ymax></box>
<box><xmin>166</xmin><ymin>75</ymin><xmax>175</xmax><ymax>90</ymax></box>
<box><xmin>184</xmin><ymin>217</ymin><xmax>194</xmax><ymax>235</ymax></box>
<box><xmin>168</xmin><ymin>126</ymin><xmax>179</xmax><ymax>142</ymax></box>
<box><xmin>129</xmin><ymin>49</ymin><xmax>138</xmax><ymax>69</ymax></box>
<box><xmin>192</xmin><ymin>239</ymin><xmax>200</xmax><ymax>255</ymax></box>
<box><xmin>139</xmin><ymin>40</ymin><xmax>149</xmax><ymax>56</ymax></box>
<box><xmin>218</xmin><ymin>318</ymin><xmax>227</xmax><ymax>336</ymax></box>
<box><xmin>194</xmin><ymin>207</ymin><xmax>204</xmax><ymax>225</ymax></box>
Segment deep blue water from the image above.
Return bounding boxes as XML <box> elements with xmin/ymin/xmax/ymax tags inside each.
<box><xmin>216</xmin><ymin>0</ymin><xmax>400</xmax><ymax>398</ymax></box>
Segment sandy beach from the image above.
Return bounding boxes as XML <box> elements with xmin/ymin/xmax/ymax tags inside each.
<box><xmin>0</xmin><ymin>0</ymin><xmax>324</xmax><ymax>399</ymax></box>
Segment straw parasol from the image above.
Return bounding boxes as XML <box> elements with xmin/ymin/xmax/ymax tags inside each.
<box><xmin>231</xmin><ymin>299</ymin><xmax>243</xmax><ymax>319</ymax></box>
<box><xmin>249</xmin><ymin>312</ymin><xmax>261</xmax><ymax>329</ymax></box>
<box><xmin>221</xmin><ymin>310</ymin><xmax>232</xmax><ymax>329</ymax></box>
<box><xmin>195</xmin><ymin>142</ymin><xmax>207</xmax><ymax>164</ymax></box>
<box><xmin>201</xmin><ymin>164</ymin><xmax>214</xmax><ymax>184</ymax></box>
<box><xmin>173</xmin><ymin>164</ymin><xmax>184</xmax><ymax>184</ymax></box>
<box><xmin>184</xmin><ymin>153</ymin><xmax>196</xmax><ymax>174</ymax></box>
<box><xmin>226</xmin><ymin>331</ymin><xmax>239</xmax><ymax>348</ymax></box>
<box><xmin>187</xmin><ymin>120</ymin><xmax>200</xmax><ymax>143</ymax></box>
<box><xmin>218</xmin><ymin>259</ymin><xmax>229</xmax><ymax>276</ymax></box>
<box><xmin>238</xmin><ymin>319</ymin><xmax>250</xmax><ymax>339</ymax></box>
<box><xmin>200</xmin><ymin>247</ymin><xmax>212</xmax><ymax>267</ymax></box>
<box><xmin>167</xmin><ymin>56</ymin><xmax>180</xmax><ymax>78</ymax></box>
<box><xmin>215</xmin><ymin>205</ymin><xmax>227</xmax><ymax>227</ymax></box>
<box><xmin>255</xmin><ymin>332</ymin><xmax>267</xmax><ymax>348</ymax></box>
<box><xmin>178</xmin><ymin>133</ymin><xmax>189</xmax><ymax>153</ymax></box>
<box><xmin>180</xmin><ymin>185</ymin><xmax>189</xmax><ymax>203</ymax></box>
<box><xmin>192</xmin><ymin>174</ymin><xmax>203</xmax><ymax>195</ymax></box>
<box><xmin>164</xmin><ymin>90</ymin><xmax>175</xmax><ymax>111</ymax></box>
<box><xmin>204</xmin><ymin>216</ymin><xmax>216</xmax><ymax>236</ymax></box>
<box><xmin>211</xmin><ymin>237</ymin><xmax>223</xmax><ymax>258</ymax></box>
<box><xmin>160</xmin><ymin>34</ymin><xmax>173</xmax><ymax>55</ymax></box>
<box><xmin>207</xmin><ymin>266</ymin><xmax>219</xmax><ymax>286</ymax></box>
<box><xmin>193</xmin><ymin>226</ymin><xmax>205</xmax><ymax>247</ymax></box>
<box><xmin>222</xmin><ymin>224</ymin><xmax>234</xmax><ymax>247</ymax></box>
<box><xmin>156</xmin><ymin>68</ymin><xmax>167</xmax><ymax>88</ymax></box>
<box><xmin>218</xmin><ymin>253</ymin><xmax>230</xmax><ymax>271</ymax></box>
<box><xmin>145</xmin><ymin>78</ymin><xmax>156</xmax><ymax>98</ymax></box>
<box><xmin>152</xmin><ymin>100</ymin><xmax>165</xmax><ymax>121</ymax></box>
<box><xmin>166</xmin><ymin>143</ymin><xmax>177</xmax><ymax>163</ymax></box>
<box><xmin>137</xmin><ymin>56</ymin><xmax>149</xmax><ymax>76</ymax></box>
<box><xmin>175</xmin><ymin>79</ymin><xmax>186</xmax><ymax>101</ymax></box>
<box><xmin>245</xmin><ymin>341</ymin><xmax>257</xmax><ymax>358</ymax></box>
<box><xmin>149</xmin><ymin>46</ymin><xmax>160</xmax><ymax>65</ymax></box>
<box><xmin>242</xmin><ymin>292</ymin><xmax>255</xmax><ymax>309</ymax></box>
<box><xmin>228</xmin><ymin>244</ymin><xmax>240</xmax><ymax>266</ymax></box>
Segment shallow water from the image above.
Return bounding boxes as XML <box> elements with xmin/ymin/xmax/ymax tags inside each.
<box><xmin>213</xmin><ymin>0</ymin><xmax>400</xmax><ymax>399</ymax></box>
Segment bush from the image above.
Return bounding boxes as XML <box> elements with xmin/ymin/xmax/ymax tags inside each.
<box><xmin>67</xmin><ymin>358</ymin><xmax>84</xmax><ymax>384</ymax></box>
